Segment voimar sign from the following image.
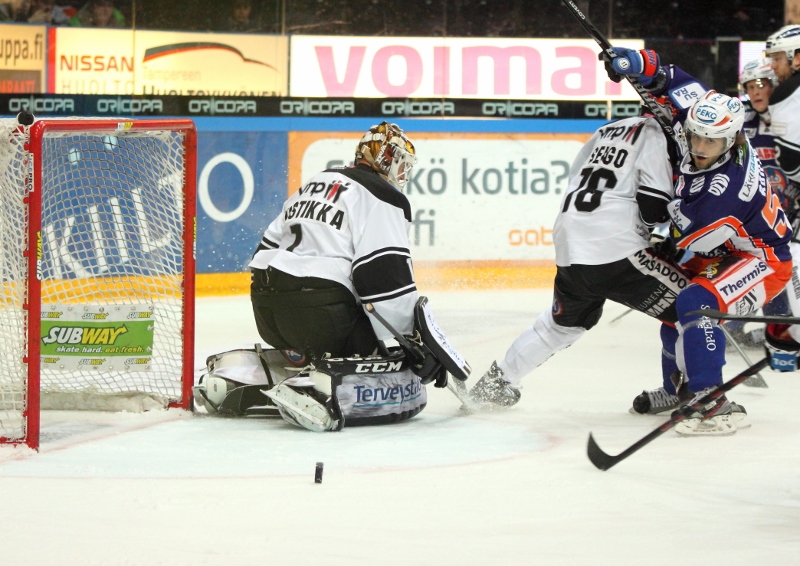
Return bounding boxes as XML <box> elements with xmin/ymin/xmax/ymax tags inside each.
<box><xmin>289</xmin><ymin>36</ymin><xmax>644</xmax><ymax>100</ymax></box>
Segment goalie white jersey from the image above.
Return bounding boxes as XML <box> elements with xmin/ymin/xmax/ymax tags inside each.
<box><xmin>250</xmin><ymin>164</ymin><xmax>418</xmax><ymax>338</ymax></box>
<box><xmin>553</xmin><ymin>116</ymin><xmax>674</xmax><ymax>266</ymax></box>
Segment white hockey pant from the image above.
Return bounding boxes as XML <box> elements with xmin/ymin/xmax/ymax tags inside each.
<box><xmin>499</xmin><ymin>310</ymin><xmax>586</xmax><ymax>387</ymax></box>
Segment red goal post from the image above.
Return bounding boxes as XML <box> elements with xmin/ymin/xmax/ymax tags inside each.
<box><xmin>0</xmin><ymin>117</ymin><xmax>197</xmax><ymax>450</ymax></box>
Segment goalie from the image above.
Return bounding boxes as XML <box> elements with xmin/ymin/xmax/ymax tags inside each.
<box><xmin>193</xmin><ymin>122</ymin><xmax>469</xmax><ymax>431</ymax></box>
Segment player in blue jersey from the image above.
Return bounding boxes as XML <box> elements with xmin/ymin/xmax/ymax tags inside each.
<box><xmin>607</xmin><ymin>48</ymin><xmax>793</xmax><ymax>435</ymax></box>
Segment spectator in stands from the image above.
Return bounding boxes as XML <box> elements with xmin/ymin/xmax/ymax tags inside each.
<box><xmin>0</xmin><ymin>0</ymin><xmax>29</xmax><ymax>21</ymax></box>
<box><xmin>221</xmin><ymin>0</ymin><xmax>258</xmax><ymax>32</ymax></box>
<box><xmin>69</xmin><ymin>0</ymin><xmax>124</xmax><ymax>27</ymax></box>
<box><xmin>25</xmin><ymin>0</ymin><xmax>70</xmax><ymax>25</ymax></box>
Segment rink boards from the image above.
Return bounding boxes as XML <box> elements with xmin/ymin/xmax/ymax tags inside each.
<box><xmin>193</xmin><ymin>117</ymin><xmax>598</xmax><ymax>294</ymax></box>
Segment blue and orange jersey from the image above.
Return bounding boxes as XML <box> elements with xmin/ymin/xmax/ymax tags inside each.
<box><xmin>646</xmin><ymin>63</ymin><xmax>793</xmax><ymax>263</ymax></box>
<box><xmin>668</xmin><ymin>139</ymin><xmax>792</xmax><ymax>262</ymax></box>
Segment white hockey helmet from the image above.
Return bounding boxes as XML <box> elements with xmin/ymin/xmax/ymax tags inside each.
<box><xmin>765</xmin><ymin>25</ymin><xmax>800</xmax><ymax>62</ymax></box>
<box><xmin>738</xmin><ymin>58</ymin><xmax>778</xmax><ymax>93</ymax></box>
<box><xmin>683</xmin><ymin>91</ymin><xmax>745</xmax><ymax>154</ymax></box>
<box><xmin>355</xmin><ymin>121</ymin><xmax>417</xmax><ymax>190</ymax></box>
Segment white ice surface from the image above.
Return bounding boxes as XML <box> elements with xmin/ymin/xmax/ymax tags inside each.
<box><xmin>2</xmin><ymin>289</ymin><xmax>799</xmax><ymax>565</ymax></box>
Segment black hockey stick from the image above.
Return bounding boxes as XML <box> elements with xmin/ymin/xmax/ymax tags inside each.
<box><xmin>587</xmin><ymin>356</ymin><xmax>769</xmax><ymax>471</ymax></box>
<box><xmin>557</xmin><ymin>0</ymin><xmax>678</xmax><ymax>145</ymax></box>
<box><xmin>688</xmin><ymin>308</ymin><xmax>800</xmax><ymax>325</ymax></box>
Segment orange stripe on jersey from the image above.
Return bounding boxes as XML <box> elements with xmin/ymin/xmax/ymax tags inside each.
<box><xmin>677</xmin><ymin>216</ymin><xmax>743</xmax><ymax>248</ymax></box>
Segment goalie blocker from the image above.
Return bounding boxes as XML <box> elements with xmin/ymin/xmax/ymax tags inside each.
<box><xmin>193</xmin><ymin>345</ymin><xmax>427</xmax><ymax>431</ymax></box>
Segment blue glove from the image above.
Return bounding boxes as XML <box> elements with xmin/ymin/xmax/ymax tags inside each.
<box><xmin>602</xmin><ymin>47</ymin><xmax>661</xmax><ymax>87</ymax></box>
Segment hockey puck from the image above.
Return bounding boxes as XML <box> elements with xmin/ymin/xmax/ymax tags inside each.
<box><xmin>16</xmin><ymin>110</ymin><xmax>34</xmax><ymax>126</ymax></box>
<box><xmin>315</xmin><ymin>462</ymin><xmax>324</xmax><ymax>483</ymax></box>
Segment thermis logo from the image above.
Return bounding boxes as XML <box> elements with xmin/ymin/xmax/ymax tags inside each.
<box><xmin>42</xmin><ymin>325</ymin><xmax>128</xmax><ymax>346</ymax></box>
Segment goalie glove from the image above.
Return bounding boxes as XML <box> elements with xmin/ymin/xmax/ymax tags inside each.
<box><xmin>765</xmin><ymin>323</ymin><xmax>800</xmax><ymax>372</ymax></box>
<box><xmin>400</xmin><ymin>331</ymin><xmax>449</xmax><ymax>388</ymax></box>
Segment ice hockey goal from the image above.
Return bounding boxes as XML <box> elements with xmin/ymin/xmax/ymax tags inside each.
<box><xmin>0</xmin><ymin>117</ymin><xmax>197</xmax><ymax>450</ymax></box>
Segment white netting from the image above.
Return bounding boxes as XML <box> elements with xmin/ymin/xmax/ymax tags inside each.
<box><xmin>0</xmin><ymin>118</ymin><xmax>192</xmax><ymax>444</ymax></box>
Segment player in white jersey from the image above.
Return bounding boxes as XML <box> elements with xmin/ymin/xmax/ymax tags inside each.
<box><xmin>470</xmin><ymin>115</ymin><xmax>690</xmax><ymax>407</ymax></box>
<box><xmin>250</xmin><ymin>121</ymin><xmax>420</xmax><ymax>360</ymax></box>
<box><xmin>762</xmin><ymin>25</ymin><xmax>800</xmax><ymax>365</ymax></box>
<box><xmin>194</xmin><ymin>122</ymin><xmax>470</xmax><ymax>431</ymax></box>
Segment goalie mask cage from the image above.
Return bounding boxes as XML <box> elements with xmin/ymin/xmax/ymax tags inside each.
<box><xmin>0</xmin><ymin>118</ymin><xmax>197</xmax><ymax>450</ymax></box>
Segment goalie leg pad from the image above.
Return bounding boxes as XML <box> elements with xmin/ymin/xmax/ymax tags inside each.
<box><xmin>192</xmin><ymin>376</ymin><xmax>240</xmax><ymax>414</ymax></box>
<box><xmin>265</xmin><ymin>371</ymin><xmax>344</xmax><ymax>432</ymax></box>
<box><xmin>414</xmin><ymin>296</ymin><xmax>471</xmax><ymax>381</ymax></box>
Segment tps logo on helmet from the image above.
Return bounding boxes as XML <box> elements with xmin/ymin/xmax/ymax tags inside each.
<box><xmin>695</xmin><ymin>105</ymin><xmax>718</xmax><ymax>123</ymax></box>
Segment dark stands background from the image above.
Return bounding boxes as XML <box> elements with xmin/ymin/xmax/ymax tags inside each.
<box><xmin>50</xmin><ymin>0</ymin><xmax>787</xmax><ymax>95</ymax></box>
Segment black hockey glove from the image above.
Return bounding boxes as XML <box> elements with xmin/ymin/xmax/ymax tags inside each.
<box><xmin>648</xmin><ymin>233</ymin><xmax>685</xmax><ymax>264</ymax></box>
<box><xmin>401</xmin><ymin>332</ymin><xmax>449</xmax><ymax>388</ymax></box>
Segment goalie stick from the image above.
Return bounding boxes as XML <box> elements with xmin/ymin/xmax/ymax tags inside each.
<box><xmin>557</xmin><ymin>0</ymin><xmax>680</xmax><ymax>153</ymax></box>
<box><xmin>587</xmin><ymin>357</ymin><xmax>769</xmax><ymax>471</ymax></box>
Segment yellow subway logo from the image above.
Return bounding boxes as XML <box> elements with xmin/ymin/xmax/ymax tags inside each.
<box><xmin>82</xmin><ymin>313</ymin><xmax>109</xmax><ymax>320</ymax></box>
<box><xmin>79</xmin><ymin>358</ymin><xmax>107</xmax><ymax>366</ymax></box>
<box><xmin>42</xmin><ymin>325</ymin><xmax>128</xmax><ymax>345</ymax></box>
<box><xmin>42</xmin><ymin>357</ymin><xmax>60</xmax><ymax>364</ymax></box>
<box><xmin>126</xmin><ymin>312</ymin><xmax>153</xmax><ymax>319</ymax></box>
<box><xmin>42</xmin><ymin>312</ymin><xmax>63</xmax><ymax>319</ymax></box>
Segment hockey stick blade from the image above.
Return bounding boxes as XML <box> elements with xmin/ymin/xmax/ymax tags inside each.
<box><xmin>687</xmin><ymin>308</ymin><xmax>800</xmax><ymax>325</ymax></box>
<box><xmin>587</xmin><ymin>357</ymin><xmax>770</xmax><ymax>471</ymax></box>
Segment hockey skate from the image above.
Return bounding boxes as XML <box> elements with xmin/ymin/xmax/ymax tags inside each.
<box><xmin>630</xmin><ymin>386</ymin><xmax>690</xmax><ymax>415</ymax></box>
<box><xmin>468</xmin><ymin>362</ymin><xmax>520</xmax><ymax>408</ymax></box>
<box><xmin>674</xmin><ymin>388</ymin><xmax>750</xmax><ymax>437</ymax></box>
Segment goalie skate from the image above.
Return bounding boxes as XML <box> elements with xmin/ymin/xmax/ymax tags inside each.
<box><xmin>264</xmin><ymin>372</ymin><xmax>344</xmax><ymax>432</ymax></box>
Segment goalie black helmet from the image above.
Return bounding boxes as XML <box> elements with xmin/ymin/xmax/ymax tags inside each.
<box><xmin>355</xmin><ymin>121</ymin><xmax>417</xmax><ymax>190</ymax></box>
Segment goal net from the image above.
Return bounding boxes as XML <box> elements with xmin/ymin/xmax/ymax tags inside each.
<box><xmin>0</xmin><ymin>117</ymin><xmax>197</xmax><ymax>450</ymax></box>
